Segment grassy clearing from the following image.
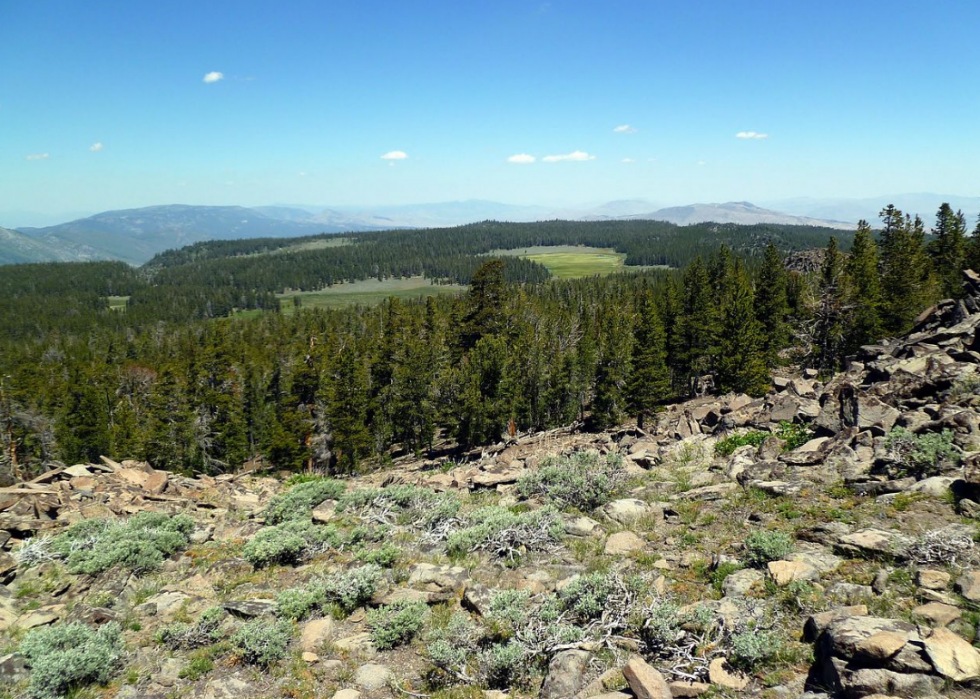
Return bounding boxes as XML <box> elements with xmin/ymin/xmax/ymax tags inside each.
<box><xmin>490</xmin><ymin>245</ymin><xmax>664</xmax><ymax>279</ymax></box>
<box><xmin>279</xmin><ymin>276</ymin><xmax>466</xmax><ymax>313</ymax></box>
<box><xmin>270</xmin><ymin>237</ymin><xmax>352</xmax><ymax>255</ymax></box>
<box><xmin>107</xmin><ymin>296</ymin><xmax>129</xmax><ymax>311</ymax></box>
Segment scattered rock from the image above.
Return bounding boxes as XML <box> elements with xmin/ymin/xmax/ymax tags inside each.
<box><xmin>767</xmin><ymin>559</ymin><xmax>819</xmax><ymax>587</ymax></box>
<box><xmin>540</xmin><ymin>649</ymin><xmax>591</xmax><ymax>699</ymax></box>
<box><xmin>600</xmin><ymin>498</ymin><xmax>655</xmax><ymax>525</ymax></box>
<box><xmin>300</xmin><ymin>617</ymin><xmax>336</xmax><ymax>652</ymax></box>
<box><xmin>923</xmin><ymin>627</ymin><xmax>980</xmax><ymax>681</ymax></box>
<box><xmin>917</xmin><ymin>569</ymin><xmax>951</xmax><ymax>590</ymax></box>
<box><xmin>912</xmin><ymin>602</ymin><xmax>961</xmax><ymax>627</ymax></box>
<box><xmin>354</xmin><ymin>663</ymin><xmax>393</xmax><ymax>691</ymax></box>
<box><xmin>708</xmin><ymin>657</ymin><xmax>749</xmax><ymax>690</ymax></box>
<box><xmin>622</xmin><ymin>656</ymin><xmax>672</xmax><ymax>699</ymax></box>
<box><xmin>604</xmin><ymin>531</ymin><xmax>645</xmax><ymax>555</ymax></box>
<box><xmin>955</xmin><ymin>570</ymin><xmax>980</xmax><ymax>602</ymax></box>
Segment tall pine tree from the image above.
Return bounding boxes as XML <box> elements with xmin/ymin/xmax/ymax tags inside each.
<box><xmin>845</xmin><ymin>220</ymin><xmax>883</xmax><ymax>351</ymax></box>
<box><xmin>717</xmin><ymin>261</ymin><xmax>769</xmax><ymax>396</ymax></box>
<box><xmin>753</xmin><ymin>243</ymin><xmax>789</xmax><ymax>368</ymax></box>
<box><xmin>627</xmin><ymin>288</ymin><xmax>670</xmax><ymax>429</ymax></box>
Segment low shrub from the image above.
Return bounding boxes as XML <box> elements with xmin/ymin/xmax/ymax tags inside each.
<box><xmin>730</xmin><ymin>628</ymin><xmax>782</xmax><ymax>670</ymax></box>
<box><xmin>156</xmin><ymin>606</ymin><xmax>227</xmax><ymax>649</ymax></box>
<box><xmin>338</xmin><ymin>484</ymin><xmax>461</xmax><ymax>530</ymax></box>
<box><xmin>230</xmin><ymin>619</ymin><xmax>292</xmax><ymax>666</ymax></box>
<box><xmin>481</xmin><ymin>640</ymin><xmax>527</xmax><ymax>689</ymax></box>
<box><xmin>776</xmin><ymin>420</ymin><xmax>813</xmax><ymax>451</ymax></box>
<box><xmin>367</xmin><ymin>600</ymin><xmax>429</xmax><ymax>650</ymax></box>
<box><xmin>273</xmin><ymin>564</ymin><xmax>383</xmax><ymax>621</ymax></box>
<box><xmin>20</xmin><ymin>621</ymin><xmax>124</xmax><ymax>699</ymax></box>
<box><xmin>355</xmin><ymin>542</ymin><xmax>401</xmax><ymax>568</ymax></box>
<box><xmin>557</xmin><ymin>572</ymin><xmax>614</xmax><ymax>621</ymax></box>
<box><xmin>318</xmin><ymin>563</ymin><xmax>383</xmax><ymax>615</ymax></box>
<box><xmin>274</xmin><ymin>588</ymin><xmax>322</xmax><ymax>621</ymax></box>
<box><xmin>710</xmin><ymin>561</ymin><xmax>743</xmax><ymax>594</ymax></box>
<box><xmin>744</xmin><ymin>530</ymin><xmax>794</xmax><ymax>567</ymax></box>
<box><xmin>445</xmin><ymin>506</ymin><xmax>564</xmax><ymax>564</ymax></box>
<box><xmin>44</xmin><ymin>512</ymin><xmax>193</xmax><ymax>576</ymax></box>
<box><xmin>886</xmin><ymin>427</ymin><xmax>961</xmax><ymax>478</ymax></box>
<box><xmin>715</xmin><ymin>431</ymin><xmax>768</xmax><ymax>457</ymax></box>
<box><xmin>243</xmin><ymin>520</ymin><xmax>342</xmax><ymax>568</ymax></box>
<box><xmin>516</xmin><ymin>451</ymin><xmax>626</xmax><ymax>511</ymax></box>
<box><xmin>263</xmin><ymin>478</ymin><xmax>346</xmax><ymax>524</ymax></box>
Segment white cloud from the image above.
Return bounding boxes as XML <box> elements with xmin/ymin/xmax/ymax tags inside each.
<box><xmin>25</xmin><ymin>153</ymin><xmax>49</xmax><ymax>161</ymax></box>
<box><xmin>89</xmin><ymin>142</ymin><xmax>103</xmax><ymax>152</ymax></box>
<box><xmin>542</xmin><ymin>150</ymin><xmax>595</xmax><ymax>163</ymax></box>
<box><xmin>613</xmin><ymin>124</ymin><xmax>636</xmax><ymax>134</ymax></box>
<box><xmin>507</xmin><ymin>153</ymin><xmax>536</xmax><ymax>164</ymax></box>
<box><xmin>381</xmin><ymin>150</ymin><xmax>408</xmax><ymax>160</ymax></box>
<box><xmin>697</xmin><ymin>160</ymin><xmax>706</xmax><ymax>166</ymax></box>
<box><xmin>735</xmin><ymin>131</ymin><xmax>768</xmax><ymax>139</ymax></box>
<box><xmin>203</xmin><ymin>71</ymin><xmax>224</xmax><ymax>84</ymax></box>
<box><xmin>298</xmin><ymin>171</ymin><xmax>307</xmax><ymax>177</ymax></box>
<box><xmin>621</xmin><ymin>158</ymin><xmax>635</xmax><ymax>163</ymax></box>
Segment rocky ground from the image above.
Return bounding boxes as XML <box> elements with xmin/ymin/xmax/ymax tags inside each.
<box><xmin>6</xmin><ymin>278</ymin><xmax>980</xmax><ymax>699</ymax></box>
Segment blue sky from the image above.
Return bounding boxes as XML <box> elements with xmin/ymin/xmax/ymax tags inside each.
<box><xmin>1</xmin><ymin>0</ymin><xmax>978</xmax><ymax>219</ymax></box>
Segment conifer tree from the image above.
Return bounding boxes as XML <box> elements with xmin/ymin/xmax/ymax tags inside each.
<box><xmin>967</xmin><ymin>212</ymin><xmax>980</xmax><ymax>273</ymax></box>
<box><xmin>627</xmin><ymin>288</ymin><xmax>670</xmax><ymax>429</ymax></box>
<box><xmin>461</xmin><ymin>259</ymin><xmax>507</xmax><ymax>349</ymax></box>
<box><xmin>880</xmin><ymin>208</ymin><xmax>935</xmax><ymax>335</ymax></box>
<box><xmin>590</xmin><ymin>307</ymin><xmax>633</xmax><ymax>429</ymax></box>
<box><xmin>929</xmin><ymin>203</ymin><xmax>967</xmax><ymax>298</ymax></box>
<box><xmin>717</xmin><ymin>261</ymin><xmax>770</xmax><ymax>396</ymax></box>
<box><xmin>809</xmin><ymin>237</ymin><xmax>850</xmax><ymax>370</ymax></box>
<box><xmin>677</xmin><ymin>256</ymin><xmax>716</xmax><ymax>394</ymax></box>
<box><xmin>753</xmin><ymin>243</ymin><xmax>789</xmax><ymax>367</ymax></box>
<box><xmin>327</xmin><ymin>341</ymin><xmax>371</xmax><ymax>473</ymax></box>
<box><xmin>845</xmin><ymin>220</ymin><xmax>883</xmax><ymax>351</ymax></box>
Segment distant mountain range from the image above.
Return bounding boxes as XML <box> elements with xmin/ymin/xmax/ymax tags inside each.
<box><xmin>12</xmin><ymin>205</ymin><xmax>392</xmax><ymax>265</ymax></box>
<box><xmin>0</xmin><ymin>196</ymin><xmax>915</xmax><ymax>267</ymax></box>
<box><xmin>762</xmin><ymin>193</ymin><xmax>980</xmax><ymax>225</ymax></box>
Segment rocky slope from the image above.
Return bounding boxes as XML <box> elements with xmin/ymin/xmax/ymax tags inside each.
<box><xmin>5</xmin><ymin>277</ymin><xmax>980</xmax><ymax>699</ymax></box>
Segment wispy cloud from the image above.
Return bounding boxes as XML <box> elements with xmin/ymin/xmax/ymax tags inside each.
<box><xmin>507</xmin><ymin>153</ymin><xmax>536</xmax><ymax>164</ymax></box>
<box><xmin>25</xmin><ymin>153</ymin><xmax>49</xmax><ymax>161</ymax></box>
<box><xmin>613</xmin><ymin>124</ymin><xmax>636</xmax><ymax>134</ymax></box>
<box><xmin>735</xmin><ymin>131</ymin><xmax>768</xmax><ymax>139</ymax></box>
<box><xmin>621</xmin><ymin>158</ymin><xmax>635</xmax><ymax>163</ymax></box>
<box><xmin>381</xmin><ymin>150</ymin><xmax>408</xmax><ymax>160</ymax></box>
<box><xmin>542</xmin><ymin>150</ymin><xmax>595</xmax><ymax>163</ymax></box>
<box><xmin>89</xmin><ymin>142</ymin><xmax>104</xmax><ymax>152</ymax></box>
<box><xmin>203</xmin><ymin>71</ymin><xmax>224</xmax><ymax>84</ymax></box>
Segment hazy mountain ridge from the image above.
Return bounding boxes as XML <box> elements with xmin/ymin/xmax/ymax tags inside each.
<box><xmin>0</xmin><ymin>226</ymin><xmax>81</xmax><ymax>265</ymax></box>
<box><xmin>764</xmin><ymin>193</ymin><xmax>980</xmax><ymax>224</ymax></box>
<box><xmin>3</xmin><ymin>195</ymin><xmax>946</xmax><ymax>267</ymax></box>
<box><xmin>14</xmin><ymin>205</ymin><xmax>379</xmax><ymax>265</ymax></box>
<box><xmin>620</xmin><ymin>201</ymin><xmax>855</xmax><ymax>230</ymax></box>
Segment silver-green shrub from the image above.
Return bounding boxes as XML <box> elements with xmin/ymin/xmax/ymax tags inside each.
<box><xmin>517</xmin><ymin>451</ymin><xmax>626</xmax><ymax>511</ymax></box>
<box><xmin>263</xmin><ymin>478</ymin><xmax>346</xmax><ymax>524</ymax></box>
<box><xmin>367</xmin><ymin>600</ymin><xmax>429</xmax><ymax>650</ymax></box>
<box><xmin>45</xmin><ymin>512</ymin><xmax>193</xmax><ymax>575</ymax></box>
<box><xmin>230</xmin><ymin>619</ymin><xmax>292</xmax><ymax>666</ymax></box>
<box><xmin>20</xmin><ymin>622</ymin><xmax>124</xmax><ymax>699</ymax></box>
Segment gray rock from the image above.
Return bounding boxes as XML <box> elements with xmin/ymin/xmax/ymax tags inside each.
<box><xmin>355</xmin><ymin>663</ymin><xmax>393</xmax><ymax>691</ymax></box>
<box><xmin>0</xmin><ymin>653</ymin><xmax>28</xmax><ymax>684</ymax></box>
<box><xmin>722</xmin><ymin>568</ymin><xmax>764</xmax><ymax>597</ymax></box>
<box><xmin>540</xmin><ymin>649</ymin><xmax>591</xmax><ymax>699</ymax></box>
<box><xmin>222</xmin><ymin>599</ymin><xmax>276</xmax><ymax>618</ymax></box>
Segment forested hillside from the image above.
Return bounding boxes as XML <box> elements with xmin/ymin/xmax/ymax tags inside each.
<box><xmin>0</xmin><ymin>206</ymin><xmax>976</xmax><ymax>480</ymax></box>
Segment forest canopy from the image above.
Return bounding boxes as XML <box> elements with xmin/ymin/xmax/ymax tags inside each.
<box><xmin>1</xmin><ymin>207</ymin><xmax>977</xmax><ymax>481</ymax></box>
